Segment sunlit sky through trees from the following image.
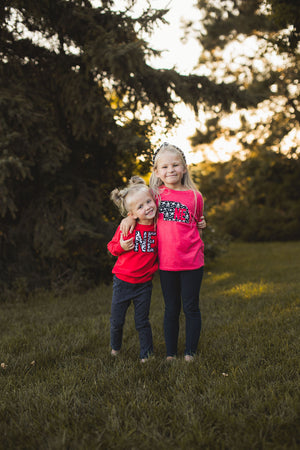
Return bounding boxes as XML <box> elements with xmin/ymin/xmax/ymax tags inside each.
<box><xmin>107</xmin><ymin>0</ymin><xmax>299</xmax><ymax>164</ymax></box>
<box><xmin>106</xmin><ymin>0</ymin><xmax>263</xmax><ymax>164</ymax></box>
<box><xmin>9</xmin><ymin>0</ymin><xmax>299</xmax><ymax>164</ymax></box>
<box><xmin>106</xmin><ymin>0</ymin><xmax>265</xmax><ymax>164</ymax></box>
<box><xmin>17</xmin><ymin>0</ymin><xmax>297</xmax><ymax>164</ymax></box>
<box><xmin>96</xmin><ymin>0</ymin><xmax>219</xmax><ymax>164</ymax></box>
<box><xmin>81</xmin><ymin>1</ymin><xmax>299</xmax><ymax>163</ymax></box>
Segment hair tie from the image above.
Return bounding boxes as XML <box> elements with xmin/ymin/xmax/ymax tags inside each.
<box><xmin>152</xmin><ymin>142</ymin><xmax>186</xmax><ymax>165</ymax></box>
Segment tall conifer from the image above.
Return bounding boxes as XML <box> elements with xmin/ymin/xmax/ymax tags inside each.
<box><xmin>0</xmin><ymin>0</ymin><xmax>247</xmax><ymax>290</ymax></box>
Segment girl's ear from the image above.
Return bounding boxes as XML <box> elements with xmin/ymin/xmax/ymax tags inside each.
<box><xmin>128</xmin><ymin>211</ymin><xmax>138</xmax><ymax>220</ymax></box>
<box><xmin>155</xmin><ymin>171</ymin><xmax>162</xmax><ymax>181</ymax></box>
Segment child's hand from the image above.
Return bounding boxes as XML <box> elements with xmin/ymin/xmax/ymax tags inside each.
<box><xmin>120</xmin><ymin>233</ymin><xmax>134</xmax><ymax>251</ymax></box>
<box><xmin>120</xmin><ymin>216</ymin><xmax>136</xmax><ymax>236</ymax></box>
<box><xmin>197</xmin><ymin>215</ymin><xmax>206</xmax><ymax>229</ymax></box>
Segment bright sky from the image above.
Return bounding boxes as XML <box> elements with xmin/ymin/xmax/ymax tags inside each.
<box><xmin>141</xmin><ymin>0</ymin><xmax>201</xmax><ymax>73</ymax></box>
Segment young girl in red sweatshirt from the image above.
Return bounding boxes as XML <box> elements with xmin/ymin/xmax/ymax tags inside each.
<box><xmin>107</xmin><ymin>176</ymin><xmax>158</xmax><ymax>362</ymax></box>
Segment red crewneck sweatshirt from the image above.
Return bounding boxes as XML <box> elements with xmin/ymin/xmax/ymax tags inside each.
<box><xmin>107</xmin><ymin>223</ymin><xmax>158</xmax><ymax>283</ymax></box>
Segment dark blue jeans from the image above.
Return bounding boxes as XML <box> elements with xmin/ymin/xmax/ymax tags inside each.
<box><xmin>110</xmin><ymin>276</ymin><xmax>153</xmax><ymax>359</ymax></box>
<box><xmin>159</xmin><ymin>267</ymin><xmax>204</xmax><ymax>357</ymax></box>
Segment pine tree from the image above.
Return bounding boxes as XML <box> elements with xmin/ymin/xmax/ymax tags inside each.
<box><xmin>0</xmin><ymin>0</ymin><xmax>249</xmax><ymax>291</ymax></box>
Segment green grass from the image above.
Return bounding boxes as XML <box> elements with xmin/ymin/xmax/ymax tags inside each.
<box><xmin>0</xmin><ymin>242</ymin><xmax>299</xmax><ymax>449</ymax></box>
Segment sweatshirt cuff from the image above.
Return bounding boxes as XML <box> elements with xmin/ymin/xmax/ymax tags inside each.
<box><xmin>115</xmin><ymin>242</ymin><xmax>125</xmax><ymax>255</ymax></box>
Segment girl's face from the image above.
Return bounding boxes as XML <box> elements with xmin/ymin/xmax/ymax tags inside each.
<box><xmin>127</xmin><ymin>190</ymin><xmax>157</xmax><ymax>225</ymax></box>
<box><xmin>155</xmin><ymin>150</ymin><xmax>186</xmax><ymax>190</ymax></box>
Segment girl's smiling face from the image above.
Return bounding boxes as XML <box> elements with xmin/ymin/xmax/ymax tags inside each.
<box><xmin>155</xmin><ymin>150</ymin><xmax>186</xmax><ymax>190</ymax></box>
<box><xmin>127</xmin><ymin>190</ymin><xmax>157</xmax><ymax>225</ymax></box>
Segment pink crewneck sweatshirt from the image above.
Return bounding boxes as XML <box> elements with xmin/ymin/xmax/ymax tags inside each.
<box><xmin>156</xmin><ymin>187</ymin><xmax>204</xmax><ymax>271</ymax></box>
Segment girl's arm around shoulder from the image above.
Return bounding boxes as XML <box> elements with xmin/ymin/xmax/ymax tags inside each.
<box><xmin>120</xmin><ymin>215</ymin><xmax>136</xmax><ymax>236</ymax></box>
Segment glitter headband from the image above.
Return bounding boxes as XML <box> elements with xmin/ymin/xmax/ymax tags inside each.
<box><xmin>152</xmin><ymin>142</ymin><xmax>187</xmax><ymax>165</ymax></box>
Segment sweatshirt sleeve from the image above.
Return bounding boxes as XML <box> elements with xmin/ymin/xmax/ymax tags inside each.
<box><xmin>196</xmin><ymin>192</ymin><xmax>204</xmax><ymax>221</ymax></box>
<box><xmin>107</xmin><ymin>226</ymin><xmax>125</xmax><ymax>256</ymax></box>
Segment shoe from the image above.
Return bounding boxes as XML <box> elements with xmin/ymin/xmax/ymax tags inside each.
<box><xmin>184</xmin><ymin>355</ymin><xmax>194</xmax><ymax>362</ymax></box>
<box><xmin>166</xmin><ymin>356</ymin><xmax>176</xmax><ymax>361</ymax></box>
<box><xmin>111</xmin><ymin>349</ymin><xmax>120</xmax><ymax>357</ymax></box>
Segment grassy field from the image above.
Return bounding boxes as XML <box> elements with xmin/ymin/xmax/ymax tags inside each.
<box><xmin>0</xmin><ymin>242</ymin><xmax>299</xmax><ymax>449</ymax></box>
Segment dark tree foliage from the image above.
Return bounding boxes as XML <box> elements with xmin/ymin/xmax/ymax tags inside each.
<box><xmin>195</xmin><ymin>0</ymin><xmax>299</xmax><ymax>52</ymax></box>
<box><xmin>189</xmin><ymin>0</ymin><xmax>299</xmax><ymax>155</ymax></box>
<box><xmin>0</xmin><ymin>0</ymin><xmax>250</xmax><ymax>292</ymax></box>
<box><xmin>192</xmin><ymin>150</ymin><xmax>300</xmax><ymax>241</ymax></box>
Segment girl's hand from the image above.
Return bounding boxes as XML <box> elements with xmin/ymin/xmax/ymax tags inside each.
<box><xmin>197</xmin><ymin>215</ymin><xmax>207</xmax><ymax>229</ymax></box>
<box><xmin>120</xmin><ymin>215</ymin><xmax>136</xmax><ymax>236</ymax></box>
<box><xmin>120</xmin><ymin>233</ymin><xmax>134</xmax><ymax>251</ymax></box>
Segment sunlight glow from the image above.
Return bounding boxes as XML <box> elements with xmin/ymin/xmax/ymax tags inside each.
<box><xmin>225</xmin><ymin>282</ymin><xmax>275</xmax><ymax>299</ymax></box>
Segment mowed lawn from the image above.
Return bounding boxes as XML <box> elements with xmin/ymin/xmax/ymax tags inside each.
<box><xmin>0</xmin><ymin>242</ymin><xmax>299</xmax><ymax>449</ymax></box>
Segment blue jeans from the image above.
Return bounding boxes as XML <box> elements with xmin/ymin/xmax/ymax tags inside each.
<box><xmin>110</xmin><ymin>276</ymin><xmax>153</xmax><ymax>359</ymax></box>
<box><xmin>159</xmin><ymin>267</ymin><xmax>204</xmax><ymax>357</ymax></box>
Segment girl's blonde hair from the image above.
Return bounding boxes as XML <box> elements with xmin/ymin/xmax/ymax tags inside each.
<box><xmin>149</xmin><ymin>142</ymin><xmax>198</xmax><ymax>198</ymax></box>
<box><xmin>110</xmin><ymin>176</ymin><xmax>150</xmax><ymax>217</ymax></box>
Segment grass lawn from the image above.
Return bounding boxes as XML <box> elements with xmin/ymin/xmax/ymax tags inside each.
<box><xmin>0</xmin><ymin>242</ymin><xmax>299</xmax><ymax>449</ymax></box>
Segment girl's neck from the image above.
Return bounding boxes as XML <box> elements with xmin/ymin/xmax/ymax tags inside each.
<box><xmin>138</xmin><ymin>219</ymin><xmax>154</xmax><ymax>225</ymax></box>
<box><xmin>162</xmin><ymin>183</ymin><xmax>188</xmax><ymax>191</ymax></box>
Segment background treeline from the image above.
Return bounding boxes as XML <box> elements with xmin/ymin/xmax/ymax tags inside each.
<box><xmin>189</xmin><ymin>0</ymin><xmax>299</xmax><ymax>243</ymax></box>
<box><xmin>0</xmin><ymin>0</ymin><xmax>299</xmax><ymax>294</ymax></box>
<box><xmin>192</xmin><ymin>150</ymin><xmax>300</xmax><ymax>242</ymax></box>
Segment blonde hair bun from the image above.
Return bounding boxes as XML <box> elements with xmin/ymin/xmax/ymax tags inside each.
<box><xmin>110</xmin><ymin>176</ymin><xmax>149</xmax><ymax>216</ymax></box>
<box><xmin>128</xmin><ymin>176</ymin><xmax>146</xmax><ymax>186</ymax></box>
